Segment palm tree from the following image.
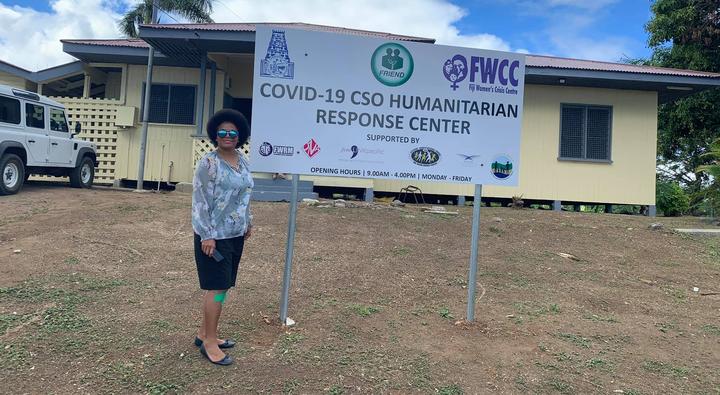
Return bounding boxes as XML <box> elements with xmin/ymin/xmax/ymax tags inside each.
<box><xmin>697</xmin><ymin>138</ymin><xmax>720</xmax><ymax>179</ymax></box>
<box><xmin>119</xmin><ymin>0</ymin><xmax>215</xmax><ymax>38</ymax></box>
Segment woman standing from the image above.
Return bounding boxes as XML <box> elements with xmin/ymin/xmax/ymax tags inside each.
<box><xmin>191</xmin><ymin>109</ymin><xmax>253</xmax><ymax>366</ymax></box>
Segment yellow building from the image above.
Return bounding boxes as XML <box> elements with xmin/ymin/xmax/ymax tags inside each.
<box><xmin>7</xmin><ymin>23</ymin><xmax>719</xmax><ymax>214</ymax></box>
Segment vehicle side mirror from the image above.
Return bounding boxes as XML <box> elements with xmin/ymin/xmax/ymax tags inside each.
<box><xmin>73</xmin><ymin>122</ymin><xmax>81</xmax><ymax>136</ymax></box>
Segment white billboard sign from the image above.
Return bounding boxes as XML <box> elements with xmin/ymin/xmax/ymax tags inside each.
<box><xmin>250</xmin><ymin>27</ymin><xmax>525</xmax><ymax>185</ymax></box>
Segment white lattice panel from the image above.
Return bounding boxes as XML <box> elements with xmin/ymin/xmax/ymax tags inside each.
<box><xmin>51</xmin><ymin>97</ymin><xmax>122</xmax><ymax>185</ymax></box>
<box><xmin>193</xmin><ymin>138</ymin><xmax>251</xmax><ymax>168</ymax></box>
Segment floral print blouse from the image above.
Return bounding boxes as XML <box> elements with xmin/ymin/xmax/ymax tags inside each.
<box><xmin>192</xmin><ymin>149</ymin><xmax>253</xmax><ymax>241</ymax></box>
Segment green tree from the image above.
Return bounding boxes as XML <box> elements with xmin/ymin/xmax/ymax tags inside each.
<box><xmin>697</xmin><ymin>138</ymin><xmax>720</xmax><ymax>178</ymax></box>
<box><xmin>645</xmin><ymin>0</ymin><xmax>720</xmax><ymax>206</ymax></box>
<box><xmin>656</xmin><ymin>177</ymin><xmax>691</xmax><ymax>216</ymax></box>
<box><xmin>119</xmin><ymin>0</ymin><xmax>214</xmax><ymax>38</ymax></box>
<box><xmin>697</xmin><ymin>138</ymin><xmax>720</xmax><ymax>215</ymax></box>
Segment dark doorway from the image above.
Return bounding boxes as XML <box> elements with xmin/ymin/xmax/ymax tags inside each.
<box><xmin>223</xmin><ymin>93</ymin><xmax>252</xmax><ymax>126</ymax></box>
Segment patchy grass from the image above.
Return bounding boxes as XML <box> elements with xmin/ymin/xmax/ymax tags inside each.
<box><xmin>583</xmin><ymin>313</ymin><xmax>619</xmax><ymax>323</ymax></box>
<box><xmin>40</xmin><ymin>304</ymin><xmax>90</xmax><ymax>333</ymax></box>
<box><xmin>63</xmin><ymin>257</ymin><xmax>80</xmax><ymax>265</ymax></box>
<box><xmin>149</xmin><ymin>319</ymin><xmax>178</xmax><ymax>330</ymax></box>
<box><xmin>0</xmin><ymin>313</ymin><xmax>26</xmax><ymax>334</ymax></box>
<box><xmin>409</xmin><ymin>355</ymin><xmax>432</xmax><ymax>389</ymax></box>
<box><xmin>438</xmin><ymin>307</ymin><xmax>454</xmax><ymax>320</ymax></box>
<box><xmin>663</xmin><ymin>286</ymin><xmax>688</xmax><ymax>303</ymax></box>
<box><xmin>2</xmin><ymin>189</ymin><xmax>720</xmax><ymax>393</ymax></box>
<box><xmin>282</xmin><ymin>379</ymin><xmax>300</xmax><ymax>394</ymax></box>
<box><xmin>546</xmin><ymin>378</ymin><xmax>573</xmax><ymax>394</ymax></box>
<box><xmin>656</xmin><ymin>322</ymin><xmax>678</xmax><ymax>334</ymax></box>
<box><xmin>0</xmin><ymin>341</ymin><xmax>29</xmax><ymax>369</ymax></box>
<box><xmin>702</xmin><ymin>324</ymin><xmax>720</xmax><ymax>336</ymax></box>
<box><xmin>278</xmin><ymin>333</ymin><xmax>305</xmax><ymax>358</ymax></box>
<box><xmin>642</xmin><ymin>360</ymin><xmax>690</xmax><ymax>378</ymax></box>
<box><xmin>556</xmin><ymin>333</ymin><xmax>592</xmax><ymax>349</ymax></box>
<box><xmin>585</xmin><ymin>358</ymin><xmax>612</xmax><ymax>371</ymax></box>
<box><xmin>514</xmin><ymin>302</ymin><xmax>561</xmax><ymax>319</ymax></box>
<box><xmin>347</xmin><ymin>303</ymin><xmax>380</xmax><ymax>317</ymax></box>
<box><xmin>327</xmin><ymin>384</ymin><xmax>344</xmax><ymax>395</ymax></box>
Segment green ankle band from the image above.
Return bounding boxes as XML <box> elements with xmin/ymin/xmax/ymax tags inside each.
<box><xmin>213</xmin><ymin>291</ymin><xmax>227</xmax><ymax>304</ymax></box>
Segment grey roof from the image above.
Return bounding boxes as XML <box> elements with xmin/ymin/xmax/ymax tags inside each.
<box><xmin>0</xmin><ymin>59</ymin><xmax>84</xmax><ymax>83</ymax></box>
<box><xmin>62</xmin><ymin>36</ymin><xmax>720</xmax><ymax>79</ymax></box>
<box><xmin>140</xmin><ymin>22</ymin><xmax>436</xmax><ymax>43</ymax></box>
<box><xmin>61</xmin><ymin>38</ymin><xmax>149</xmax><ymax>48</ymax></box>
<box><xmin>527</xmin><ymin>54</ymin><xmax>720</xmax><ymax>79</ymax></box>
<box><xmin>0</xmin><ymin>60</ymin><xmax>33</xmax><ymax>80</ymax></box>
<box><xmin>57</xmin><ymin>22</ymin><xmax>720</xmax><ymax>103</ymax></box>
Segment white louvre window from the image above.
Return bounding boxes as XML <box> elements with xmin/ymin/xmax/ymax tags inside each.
<box><xmin>559</xmin><ymin>104</ymin><xmax>612</xmax><ymax>162</ymax></box>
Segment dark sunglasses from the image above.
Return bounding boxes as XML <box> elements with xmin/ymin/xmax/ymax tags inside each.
<box><xmin>217</xmin><ymin>129</ymin><xmax>239</xmax><ymax>138</ymax></box>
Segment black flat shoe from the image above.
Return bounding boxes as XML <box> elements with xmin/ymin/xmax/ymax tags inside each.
<box><xmin>199</xmin><ymin>344</ymin><xmax>233</xmax><ymax>366</ymax></box>
<box><xmin>194</xmin><ymin>337</ymin><xmax>236</xmax><ymax>349</ymax></box>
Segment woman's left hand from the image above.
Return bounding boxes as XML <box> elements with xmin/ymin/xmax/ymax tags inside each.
<box><xmin>245</xmin><ymin>225</ymin><xmax>253</xmax><ymax>239</ymax></box>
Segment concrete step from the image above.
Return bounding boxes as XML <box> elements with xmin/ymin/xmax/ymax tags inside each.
<box><xmin>251</xmin><ymin>190</ymin><xmax>319</xmax><ymax>202</ymax></box>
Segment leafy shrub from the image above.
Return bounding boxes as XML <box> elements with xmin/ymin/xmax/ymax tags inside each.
<box><xmin>657</xmin><ymin>179</ymin><xmax>690</xmax><ymax>216</ymax></box>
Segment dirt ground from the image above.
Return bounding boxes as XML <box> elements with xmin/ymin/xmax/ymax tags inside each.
<box><xmin>1</xmin><ymin>182</ymin><xmax>719</xmax><ymax>394</ymax></box>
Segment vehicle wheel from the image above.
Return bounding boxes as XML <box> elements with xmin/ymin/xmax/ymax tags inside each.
<box><xmin>69</xmin><ymin>157</ymin><xmax>94</xmax><ymax>188</ymax></box>
<box><xmin>0</xmin><ymin>153</ymin><xmax>25</xmax><ymax>195</ymax></box>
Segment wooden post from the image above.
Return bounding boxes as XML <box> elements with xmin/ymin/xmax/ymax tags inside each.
<box><xmin>82</xmin><ymin>73</ymin><xmax>91</xmax><ymax>98</ymax></box>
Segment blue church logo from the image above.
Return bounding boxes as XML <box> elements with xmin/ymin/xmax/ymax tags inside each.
<box><xmin>260</xmin><ymin>30</ymin><xmax>295</xmax><ymax>79</ymax></box>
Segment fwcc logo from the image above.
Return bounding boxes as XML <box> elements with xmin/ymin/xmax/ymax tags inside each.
<box><xmin>371</xmin><ymin>43</ymin><xmax>414</xmax><ymax>87</ymax></box>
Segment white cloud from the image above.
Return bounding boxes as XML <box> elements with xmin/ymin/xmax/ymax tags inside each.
<box><xmin>212</xmin><ymin>0</ymin><xmax>510</xmax><ymax>51</ymax></box>
<box><xmin>0</xmin><ymin>0</ymin><xmax>515</xmax><ymax>71</ymax></box>
<box><xmin>0</xmin><ymin>0</ymin><xmax>635</xmax><ymax>72</ymax></box>
<box><xmin>0</xmin><ymin>0</ymin><xmax>124</xmax><ymax>71</ymax></box>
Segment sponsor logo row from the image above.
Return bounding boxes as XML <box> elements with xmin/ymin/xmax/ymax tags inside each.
<box><xmin>258</xmin><ymin>139</ymin><xmax>513</xmax><ymax>179</ymax></box>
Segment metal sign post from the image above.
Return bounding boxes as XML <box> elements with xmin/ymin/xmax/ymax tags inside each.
<box><xmin>466</xmin><ymin>184</ymin><xmax>483</xmax><ymax>321</ymax></box>
<box><xmin>279</xmin><ymin>174</ymin><xmax>300</xmax><ymax>325</ymax></box>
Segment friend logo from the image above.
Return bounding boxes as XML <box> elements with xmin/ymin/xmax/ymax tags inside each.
<box><xmin>371</xmin><ymin>43</ymin><xmax>414</xmax><ymax>87</ymax></box>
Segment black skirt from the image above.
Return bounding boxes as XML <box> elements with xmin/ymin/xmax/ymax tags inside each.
<box><xmin>194</xmin><ymin>234</ymin><xmax>245</xmax><ymax>290</ymax></box>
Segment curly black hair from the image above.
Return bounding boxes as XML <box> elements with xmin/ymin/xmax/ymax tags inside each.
<box><xmin>206</xmin><ymin>109</ymin><xmax>251</xmax><ymax>148</ymax></box>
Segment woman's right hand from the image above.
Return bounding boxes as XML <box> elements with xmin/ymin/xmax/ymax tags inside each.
<box><xmin>201</xmin><ymin>239</ymin><xmax>216</xmax><ymax>257</ymax></box>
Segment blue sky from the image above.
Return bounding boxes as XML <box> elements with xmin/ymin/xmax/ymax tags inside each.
<box><xmin>1</xmin><ymin>0</ymin><xmax>655</xmax><ymax>70</ymax></box>
<box><xmin>454</xmin><ymin>0</ymin><xmax>653</xmax><ymax>60</ymax></box>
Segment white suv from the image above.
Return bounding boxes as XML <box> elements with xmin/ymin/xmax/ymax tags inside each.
<box><xmin>0</xmin><ymin>85</ymin><xmax>97</xmax><ymax>195</ymax></box>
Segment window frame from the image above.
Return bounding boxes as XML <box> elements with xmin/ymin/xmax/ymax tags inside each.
<box><xmin>558</xmin><ymin>103</ymin><xmax>613</xmax><ymax>164</ymax></box>
<box><xmin>25</xmin><ymin>103</ymin><xmax>46</xmax><ymax>130</ymax></box>
<box><xmin>0</xmin><ymin>94</ymin><xmax>21</xmax><ymax>125</ymax></box>
<box><xmin>49</xmin><ymin>107</ymin><xmax>69</xmax><ymax>133</ymax></box>
<box><xmin>140</xmin><ymin>82</ymin><xmax>197</xmax><ymax>126</ymax></box>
